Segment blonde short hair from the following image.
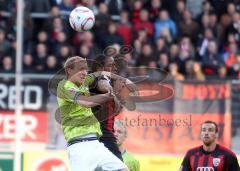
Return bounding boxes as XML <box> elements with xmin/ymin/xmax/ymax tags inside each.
<box><xmin>64</xmin><ymin>56</ymin><xmax>86</xmax><ymax>75</ymax></box>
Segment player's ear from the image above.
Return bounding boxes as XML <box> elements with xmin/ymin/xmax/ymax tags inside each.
<box><xmin>215</xmin><ymin>131</ymin><xmax>219</xmax><ymax>139</ymax></box>
<box><xmin>66</xmin><ymin>68</ymin><xmax>72</xmax><ymax>76</ymax></box>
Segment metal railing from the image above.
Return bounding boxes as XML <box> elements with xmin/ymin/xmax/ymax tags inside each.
<box><xmin>0</xmin><ymin>11</ymin><xmax>120</xmax><ymax>20</ymax></box>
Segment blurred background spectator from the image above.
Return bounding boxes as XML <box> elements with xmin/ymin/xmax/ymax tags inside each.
<box><xmin>1</xmin><ymin>0</ymin><xmax>240</xmax><ymax>81</ymax></box>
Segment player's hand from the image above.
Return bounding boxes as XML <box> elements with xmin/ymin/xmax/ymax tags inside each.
<box><xmin>105</xmin><ymin>89</ymin><xmax>114</xmax><ymax>99</ymax></box>
<box><xmin>97</xmin><ymin>78</ymin><xmax>112</xmax><ymax>93</ymax></box>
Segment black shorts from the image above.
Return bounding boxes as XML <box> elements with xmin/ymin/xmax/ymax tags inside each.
<box><xmin>99</xmin><ymin>136</ymin><xmax>123</xmax><ymax>161</ymax></box>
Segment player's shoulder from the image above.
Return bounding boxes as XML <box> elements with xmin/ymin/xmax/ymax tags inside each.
<box><xmin>123</xmin><ymin>151</ymin><xmax>139</xmax><ymax>163</ymax></box>
<box><xmin>57</xmin><ymin>80</ymin><xmax>67</xmax><ymax>92</ymax></box>
<box><xmin>58</xmin><ymin>80</ymin><xmax>72</xmax><ymax>88</ymax></box>
<box><xmin>186</xmin><ymin>145</ymin><xmax>202</xmax><ymax>155</ymax></box>
<box><xmin>217</xmin><ymin>144</ymin><xmax>237</xmax><ymax>157</ymax></box>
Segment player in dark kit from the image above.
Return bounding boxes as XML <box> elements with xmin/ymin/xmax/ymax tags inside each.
<box><xmin>180</xmin><ymin>121</ymin><xmax>240</xmax><ymax>171</ymax></box>
<box><xmin>89</xmin><ymin>54</ymin><xmax>126</xmax><ymax>161</ymax></box>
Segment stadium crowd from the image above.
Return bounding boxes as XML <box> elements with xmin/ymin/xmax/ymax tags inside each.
<box><xmin>1</xmin><ymin>0</ymin><xmax>240</xmax><ymax>81</ymax></box>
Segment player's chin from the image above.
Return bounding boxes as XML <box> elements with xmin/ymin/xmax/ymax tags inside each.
<box><xmin>203</xmin><ymin>140</ymin><xmax>212</xmax><ymax>146</ymax></box>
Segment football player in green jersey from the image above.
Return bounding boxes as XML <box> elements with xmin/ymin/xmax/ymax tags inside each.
<box><xmin>114</xmin><ymin>120</ymin><xmax>140</xmax><ymax>171</ymax></box>
<box><xmin>57</xmin><ymin>56</ymin><xmax>129</xmax><ymax>171</ymax></box>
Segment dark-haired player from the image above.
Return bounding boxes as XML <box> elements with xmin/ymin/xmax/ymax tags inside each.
<box><xmin>90</xmin><ymin>54</ymin><xmax>138</xmax><ymax>161</ymax></box>
<box><xmin>180</xmin><ymin>120</ymin><xmax>240</xmax><ymax>171</ymax></box>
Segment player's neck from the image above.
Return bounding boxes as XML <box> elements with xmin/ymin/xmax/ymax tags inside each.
<box><xmin>203</xmin><ymin>143</ymin><xmax>217</xmax><ymax>152</ymax></box>
<box><xmin>68</xmin><ymin>78</ymin><xmax>81</xmax><ymax>86</ymax></box>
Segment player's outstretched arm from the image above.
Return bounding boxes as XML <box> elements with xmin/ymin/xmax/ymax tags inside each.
<box><xmin>96</xmin><ymin>78</ymin><xmax>113</xmax><ymax>93</ymax></box>
<box><xmin>90</xmin><ymin>71</ymin><xmax>139</xmax><ymax>94</ymax></box>
<box><xmin>75</xmin><ymin>92</ymin><xmax>113</xmax><ymax>108</ymax></box>
<box><xmin>97</xmin><ymin>79</ymin><xmax>123</xmax><ymax>114</ymax></box>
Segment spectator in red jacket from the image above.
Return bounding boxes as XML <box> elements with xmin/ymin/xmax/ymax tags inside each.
<box><xmin>117</xmin><ymin>10</ymin><xmax>132</xmax><ymax>45</ymax></box>
<box><xmin>133</xmin><ymin>9</ymin><xmax>154</xmax><ymax>38</ymax></box>
<box><xmin>132</xmin><ymin>0</ymin><xmax>142</xmax><ymax>24</ymax></box>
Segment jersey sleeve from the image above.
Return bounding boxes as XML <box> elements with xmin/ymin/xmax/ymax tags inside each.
<box><xmin>84</xmin><ymin>74</ymin><xmax>96</xmax><ymax>86</ymax></box>
<box><xmin>179</xmin><ymin>151</ymin><xmax>191</xmax><ymax>171</ymax></box>
<box><xmin>57</xmin><ymin>80</ymin><xmax>83</xmax><ymax>103</ymax></box>
<box><xmin>228</xmin><ymin>153</ymin><xmax>240</xmax><ymax>171</ymax></box>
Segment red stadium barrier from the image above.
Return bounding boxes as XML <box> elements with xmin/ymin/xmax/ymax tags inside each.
<box><xmin>0</xmin><ymin>111</ymin><xmax>48</xmax><ymax>143</ymax></box>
